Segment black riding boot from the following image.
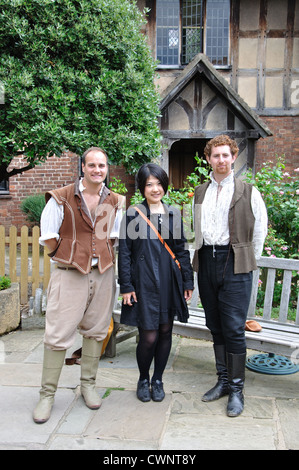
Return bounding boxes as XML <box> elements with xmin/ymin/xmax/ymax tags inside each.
<box><xmin>202</xmin><ymin>344</ymin><xmax>229</xmax><ymax>402</ymax></box>
<box><xmin>227</xmin><ymin>352</ymin><xmax>246</xmax><ymax>417</ymax></box>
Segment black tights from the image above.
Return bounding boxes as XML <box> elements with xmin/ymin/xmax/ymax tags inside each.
<box><xmin>137</xmin><ymin>319</ymin><xmax>173</xmax><ymax>382</ymax></box>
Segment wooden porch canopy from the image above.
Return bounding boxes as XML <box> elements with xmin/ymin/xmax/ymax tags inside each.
<box><xmin>159</xmin><ymin>54</ymin><xmax>272</xmax><ymax>175</ymax></box>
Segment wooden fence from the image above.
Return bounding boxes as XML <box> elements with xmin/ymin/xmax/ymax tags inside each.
<box><xmin>0</xmin><ymin>225</ymin><xmax>51</xmax><ymax>304</ymax></box>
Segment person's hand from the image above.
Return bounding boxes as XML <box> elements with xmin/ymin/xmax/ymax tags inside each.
<box><xmin>184</xmin><ymin>289</ymin><xmax>193</xmax><ymax>302</ymax></box>
<box><xmin>122</xmin><ymin>292</ymin><xmax>137</xmax><ymax>306</ymax></box>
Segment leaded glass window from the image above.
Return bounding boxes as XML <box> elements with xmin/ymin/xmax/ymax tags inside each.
<box><xmin>156</xmin><ymin>0</ymin><xmax>230</xmax><ymax>67</ymax></box>
<box><xmin>156</xmin><ymin>0</ymin><xmax>180</xmax><ymax>66</ymax></box>
<box><xmin>205</xmin><ymin>0</ymin><xmax>230</xmax><ymax>66</ymax></box>
<box><xmin>182</xmin><ymin>0</ymin><xmax>203</xmax><ymax>65</ymax></box>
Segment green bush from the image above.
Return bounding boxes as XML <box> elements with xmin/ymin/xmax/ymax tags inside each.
<box><xmin>0</xmin><ymin>275</ymin><xmax>11</xmax><ymax>290</ymax></box>
<box><xmin>244</xmin><ymin>157</ymin><xmax>299</xmax><ymax>257</ymax></box>
<box><xmin>0</xmin><ymin>0</ymin><xmax>161</xmax><ymax>183</ymax></box>
<box><xmin>20</xmin><ymin>194</ymin><xmax>46</xmax><ymax>225</ymax></box>
<box><xmin>244</xmin><ymin>158</ymin><xmax>298</xmax><ymax>317</ymax></box>
<box><xmin>108</xmin><ymin>177</ymin><xmax>128</xmax><ymax>195</ymax></box>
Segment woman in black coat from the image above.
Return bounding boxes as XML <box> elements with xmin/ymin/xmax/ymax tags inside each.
<box><xmin>118</xmin><ymin>163</ymin><xmax>194</xmax><ymax>402</ymax></box>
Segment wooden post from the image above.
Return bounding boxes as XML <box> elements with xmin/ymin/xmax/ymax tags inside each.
<box><xmin>0</xmin><ymin>225</ymin><xmax>5</xmax><ymax>276</ymax></box>
<box><xmin>31</xmin><ymin>226</ymin><xmax>40</xmax><ymax>296</ymax></box>
<box><xmin>20</xmin><ymin>226</ymin><xmax>28</xmax><ymax>304</ymax></box>
<box><xmin>9</xmin><ymin>226</ymin><xmax>17</xmax><ymax>282</ymax></box>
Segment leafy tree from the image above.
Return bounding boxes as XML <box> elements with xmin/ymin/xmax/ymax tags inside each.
<box><xmin>0</xmin><ymin>0</ymin><xmax>162</xmax><ymax>181</ymax></box>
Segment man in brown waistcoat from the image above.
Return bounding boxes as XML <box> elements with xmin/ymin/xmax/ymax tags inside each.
<box><xmin>33</xmin><ymin>147</ymin><xmax>124</xmax><ymax>424</ymax></box>
<box><xmin>193</xmin><ymin>135</ymin><xmax>267</xmax><ymax>417</ymax></box>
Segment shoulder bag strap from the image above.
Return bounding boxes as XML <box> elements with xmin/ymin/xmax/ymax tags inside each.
<box><xmin>134</xmin><ymin>206</ymin><xmax>181</xmax><ymax>270</ymax></box>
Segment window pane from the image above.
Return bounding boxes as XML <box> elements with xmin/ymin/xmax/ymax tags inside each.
<box><xmin>205</xmin><ymin>0</ymin><xmax>230</xmax><ymax>66</ymax></box>
<box><xmin>0</xmin><ymin>179</ymin><xmax>9</xmax><ymax>193</ymax></box>
<box><xmin>156</xmin><ymin>0</ymin><xmax>180</xmax><ymax>65</ymax></box>
<box><xmin>182</xmin><ymin>0</ymin><xmax>203</xmax><ymax>64</ymax></box>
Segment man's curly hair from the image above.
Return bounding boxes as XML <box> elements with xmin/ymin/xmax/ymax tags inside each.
<box><xmin>204</xmin><ymin>135</ymin><xmax>239</xmax><ymax>159</ymax></box>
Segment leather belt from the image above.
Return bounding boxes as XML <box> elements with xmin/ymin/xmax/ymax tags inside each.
<box><xmin>57</xmin><ymin>266</ymin><xmax>76</xmax><ymax>270</ymax></box>
<box><xmin>57</xmin><ymin>265</ymin><xmax>98</xmax><ymax>271</ymax></box>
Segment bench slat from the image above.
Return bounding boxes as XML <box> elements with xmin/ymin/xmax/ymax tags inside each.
<box><xmin>279</xmin><ymin>270</ymin><xmax>292</xmax><ymax>323</ymax></box>
<box><xmin>247</xmin><ymin>269</ymin><xmax>260</xmax><ymax>317</ymax></box>
<box><xmin>263</xmin><ymin>268</ymin><xmax>276</xmax><ymax>320</ymax></box>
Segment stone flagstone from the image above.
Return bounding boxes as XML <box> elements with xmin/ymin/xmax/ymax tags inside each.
<box><xmin>84</xmin><ymin>389</ymin><xmax>172</xmax><ymax>442</ymax></box>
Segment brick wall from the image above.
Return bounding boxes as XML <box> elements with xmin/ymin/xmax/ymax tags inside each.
<box><xmin>0</xmin><ymin>152</ymin><xmax>78</xmax><ymax>232</ymax></box>
<box><xmin>0</xmin><ymin>152</ymin><xmax>135</xmax><ymax>233</ymax></box>
<box><xmin>255</xmin><ymin>116</ymin><xmax>299</xmax><ymax>174</ymax></box>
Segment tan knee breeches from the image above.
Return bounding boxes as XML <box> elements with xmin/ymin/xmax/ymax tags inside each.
<box><xmin>44</xmin><ymin>266</ymin><xmax>116</xmax><ymax>350</ymax></box>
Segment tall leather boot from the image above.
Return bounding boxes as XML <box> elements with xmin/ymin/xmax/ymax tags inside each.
<box><xmin>202</xmin><ymin>344</ymin><xmax>229</xmax><ymax>402</ymax></box>
<box><xmin>227</xmin><ymin>352</ymin><xmax>246</xmax><ymax>417</ymax></box>
<box><xmin>80</xmin><ymin>337</ymin><xmax>103</xmax><ymax>410</ymax></box>
<box><xmin>33</xmin><ymin>347</ymin><xmax>66</xmax><ymax>424</ymax></box>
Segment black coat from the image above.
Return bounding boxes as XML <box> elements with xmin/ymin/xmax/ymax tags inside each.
<box><xmin>118</xmin><ymin>200</ymin><xmax>194</xmax><ymax>329</ymax></box>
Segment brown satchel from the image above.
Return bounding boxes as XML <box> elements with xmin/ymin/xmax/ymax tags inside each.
<box><xmin>134</xmin><ymin>206</ymin><xmax>181</xmax><ymax>270</ymax></box>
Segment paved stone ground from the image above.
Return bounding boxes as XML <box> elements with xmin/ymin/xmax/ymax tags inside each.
<box><xmin>0</xmin><ymin>327</ymin><xmax>298</xmax><ymax>451</ymax></box>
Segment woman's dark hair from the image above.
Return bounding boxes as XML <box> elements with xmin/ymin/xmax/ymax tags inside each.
<box><xmin>136</xmin><ymin>163</ymin><xmax>169</xmax><ymax>197</ymax></box>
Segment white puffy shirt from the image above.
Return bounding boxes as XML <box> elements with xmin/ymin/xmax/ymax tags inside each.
<box><xmin>200</xmin><ymin>171</ymin><xmax>268</xmax><ymax>259</ymax></box>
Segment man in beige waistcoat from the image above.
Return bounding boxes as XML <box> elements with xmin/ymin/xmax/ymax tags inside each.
<box><xmin>33</xmin><ymin>147</ymin><xmax>123</xmax><ymax>424</ymax></box>
<box><xmin>193</xmin><ymin>135</ymin><xmax>267</xmax><ymax>417</ymax></box>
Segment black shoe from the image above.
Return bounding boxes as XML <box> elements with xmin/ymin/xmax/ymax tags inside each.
<box><xmin>227</xmin><ymin>390</ymin><xmax>244</xmax><ymax>417</ymax></box>
<box><xmin>151</xmin><ymin>380</ymin><xmax>165</xmax><ymax>402</ymax></box>
<box><xmin>137</xmin><ymin>379</ymin><xmax>151</xmax><ymax>402</ymax></box>
<box><xmin>226</xmin><ymin>352</ymin><xmax>246</xmax><ymax>417</ymax></box>
<box><xmin>202</xmin><ymin>344</ymin><xmax>229</xmax><ymax>402</ymax></box>
<box><xmin>201</xmin><ymin>380</ymin><xmax>229</xmax><ymax>402</ymax></box>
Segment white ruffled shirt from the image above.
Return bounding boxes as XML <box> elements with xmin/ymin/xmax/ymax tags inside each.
<box><xmin>199</xmin><ymin>171</ymin><xmax>268</xmax><ymax>259</ymax></box>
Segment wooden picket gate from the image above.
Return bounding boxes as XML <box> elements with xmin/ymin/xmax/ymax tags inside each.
<box><xmin>0</xmin><ymin>225</ymin><xmax>51</xmax><ymax>304</ymax></box>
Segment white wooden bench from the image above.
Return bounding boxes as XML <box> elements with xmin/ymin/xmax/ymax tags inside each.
<box><xmin>107</xmin><ymin>256</ymin><xmax>299</xmax><ymax>359</ymax></box>
<box><xmin>173</xmin><ymin>256</ymin><xmax>299</xmax><ymax>358</ymax></box>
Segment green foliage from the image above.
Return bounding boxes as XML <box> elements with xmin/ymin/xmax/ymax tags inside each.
<box><xmin>108</xmin><ymin>177</ymin><xmax>128</xmax><ymax>195</ymax></box>
<box><xmin>0</xmin><ymin>0</ymin><xmax>162</xmax><ymax>180</ymax></box>
<box><xmin>244</xmin><ymin>157</ymin><xmax>299</xmax><ymax>257</ymax></box>
<box><xmin>20</xmin><ymin>193</ymin><xmax>45</xmax><ymax>225</ymax></box>
<box><xmin>102</xmin><ymin>387</ymin><xmax>125</xmax><ymax>399</ymax></box>
<box><xmin>0</xmin><ymin>275</ymin><xmax>11</xmax><ymax>290</ymax></box>
<box><xmin>244</xmin><ymin>157</ymin><xmax>298</xmax><ymax>316</ymax></box>
<box><xmin>130</xmin><ymin>189</ymin><xmax>143</xmax><ymax>206</ymax></box>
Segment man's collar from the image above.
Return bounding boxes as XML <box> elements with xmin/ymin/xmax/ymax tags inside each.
<box><xmin>79</xmin><ymin>177</ymin><xmax>106</xmax><ymax>196</ymax></box>
<box><xmin>210</xmin><ymin>170</ymin><xmax>234</xmax><ymax>186</ymax></box>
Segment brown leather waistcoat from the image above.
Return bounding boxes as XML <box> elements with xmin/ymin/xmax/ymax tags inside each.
<box><xmin>46</xmin><ymin>180</ymin><xmax>122</xmax><ymax>274</ymax></box>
